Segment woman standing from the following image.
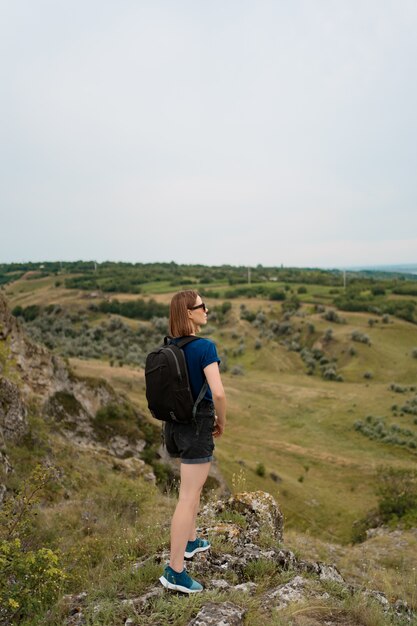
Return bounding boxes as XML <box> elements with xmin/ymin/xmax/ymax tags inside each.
<box><xmin>159</xmin><ymin>290</ymin><xmax>226</xmax><ymax>593</ymax></box>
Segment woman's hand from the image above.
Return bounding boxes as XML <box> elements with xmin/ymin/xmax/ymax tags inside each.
<box><xmin>213</xmin><ymin>414</ymin><xmax>225</xmax><ymax>438</ymax></box>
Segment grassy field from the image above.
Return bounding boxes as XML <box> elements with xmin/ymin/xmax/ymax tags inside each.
<box><xmin>3</xmin><ymin>270</ymin><xmax>417</xmax><ymax>623</ymax></box>
<box><xmin>4</xmin><ymin>273</ymin><xmax>417</xmax><ymax>544</ymax></box>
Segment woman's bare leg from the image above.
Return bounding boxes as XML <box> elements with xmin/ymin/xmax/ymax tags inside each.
<box><xmin>169</xmin><ymin>462</ymin><xmax>211</xmax><ymax>573</ymax></box>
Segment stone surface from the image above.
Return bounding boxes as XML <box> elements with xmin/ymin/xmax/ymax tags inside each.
<box><xmin>0</xmin><ymin>377</ymin><xmax>29</xmax><ymax>442</ymax></box>
<box><xmin>212</xmin><ymin>491</ymin><xmax>284</xmax><ymax>542</ymax></box>
<box><xmin>187</xmin><ymin>601</ymin><xmax>246</xmax><ymax>626</ymax></box>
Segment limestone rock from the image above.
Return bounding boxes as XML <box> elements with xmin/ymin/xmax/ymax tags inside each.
<box><xmin>263</xmin><ymin>575</ymin><xmax>308</xmax><ymax>608</ymax></box>
<box><xmin>0</xmin><ymin>377</ymin><xmax>29</xmax><ymax>442</ymax></box>
<box><xmin>210</xmin><ymin>490</ymin><xmax>284</xmax><ymax>542</ymax></box>
<box><xmin>108</xmin><ymin>434</ymin><xmax>146</xmax><ymax>458</ymax></box>
<box><xmin>187</xmin><ymin>601</ymin><xmax>246</xmax><ymax>626</ymax></box>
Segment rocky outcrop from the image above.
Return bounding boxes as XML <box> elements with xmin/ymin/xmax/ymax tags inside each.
<box><xmin>0</xmin><ymin>293</ymin><xmax>155</xmax><ymax>491</ymax></box>
<box><xmin>0</xmin><ymin>378</ymin><xmax>29</xmax><ymax>442</ymax></box>
<box><xmin>61</xmin><ymin>490</ymin><xmax>415</xmax><ymax>625</ymax></box>
<box><xmin>188</xmin><ymin>602</ymin><xmax>246</xmax><ymax>625</ymax></box>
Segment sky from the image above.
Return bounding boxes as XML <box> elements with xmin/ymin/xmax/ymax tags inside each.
<box><xmin>1</xmin><ymin>0</ymin><xmax>417</xmax><ymax>268</ymax></box>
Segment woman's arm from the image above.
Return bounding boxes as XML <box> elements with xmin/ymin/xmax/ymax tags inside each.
<box><xmin>203</xmin><ymin>361</ymin><xmax>226</xmax><ymax>437</ymax></box>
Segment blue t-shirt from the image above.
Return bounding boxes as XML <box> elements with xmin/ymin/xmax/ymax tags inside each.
<box><xmin>174</xmin><ymin>337</ymin><xmax>220</xmax><ymax>401</ymax></box>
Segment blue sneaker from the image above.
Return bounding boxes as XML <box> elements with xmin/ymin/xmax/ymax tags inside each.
<box><xmin>159</xmin><ymin>565</ymin><xmax>203</xmax><ymax>593</ymax></box>
<box><xmin>184</xmin><ymin>538</ymin><xmax>211</xmax><ymax>558</ymax></box>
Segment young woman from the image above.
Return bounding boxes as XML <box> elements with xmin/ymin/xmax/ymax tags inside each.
<box><xmin>159</xmin><ymin>290</ymin><xmax>226</xmax><ymax>594</ymax></box>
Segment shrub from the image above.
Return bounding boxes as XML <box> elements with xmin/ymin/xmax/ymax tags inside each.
<box><xmin>412</xmin><ymin>348</ymin><xmax>417</xmax><ymax>359</ymax></box>
<box><xmin>323</xmin><ymin>328</ymin><xmax>333</xmax><ymax>342</ymax></box>
<box><xmin>363</xmin><ymin>371</ymin><xmax>373</xmax><ymax>380</ymax></box>
<box><xmin>390</xmin><ymin>383</ymin><xmax>405</xmax><ymax>393</ymax></box>
<box><xmin>240</xmin><ymin>307</ymin><xmax>256</xmax><ymax>322</ymax></box>
<box><xmin>281</xmin><ymin>296</ymin><xmax>300</xmax><ymax>313</ymax></box>
<box><xmin>323</xmin><ymin>367</ymin><xmax>338</xmax><ymax>380</ymax></box>
<box><xmin>0</xmin><ymin>465</ymin><xmax>67</xmax><ymax>624</ymax></box>
<box><xmin>255</xmin><ymin>463</ymin><xmax>266</xmax><ymax>477</ymax></box>
<box><xmin>351</xmin><ymin>330</ymin><xmax>371</xmax><ymax>345</ymax></box>
<box><xmin>269</xmin><ymin>290</ymin><xmax>286</xmax><ymax>301</ymax></box>
<box><xmin>230</xmin><ymin>365</ymin><xmax>244</xmax><ymax>376</ymax></box>
<box><xmin>376</xmin><ymin>466</ymin><xmax>417</xmax><ymax>524</ymax></box>
<box><xmin>322</xmin><ymin>309</ymin><xmax>345</xmax><ymax>324</ymax></box>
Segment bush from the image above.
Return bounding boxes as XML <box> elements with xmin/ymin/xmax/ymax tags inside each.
<box><xmin>231</xmin><ymin>365</ymin><xmax>244</xmax><ymax>376</ymax></box>
<box><xmin>351</xmin><ymin>330</ymin><xmax>371</xmax><ymax>345</ymax></box>
<box><xmin>412</xmin><ymin>348</ymin><xmax>417</xmax><ymax>359</ymax></box>
<box><xmin>376</xmin><ymin>466</ymin><xmax>417</xmax><ymax>524</ymax></box>
<box><xmin>322</xmin><ymin>309</ymin><xmax>345</xmax><ymax>324</ymax></box>
<box><xmin>323</xmin><ymin>328</ymin><xmax>333</xmax><ymax>342</ymax></box>
<box><xmin>255</xmin><ymin>463</ymin><xmax>266</xmax><ymax>477</ymax></box>
<box><xmin>269</xmin><ymin>290</ymin><xmax>286</xmax><ymax>301</ymax></box>
<box><xmin>0</xmin><ymin>465</ymin><xmax>67</xmax><ymax>624</ymax></box>
<box><xmin>281</xmin><ymin>296</ymin><xmax>300</xmax><ymax>313</ymax></box>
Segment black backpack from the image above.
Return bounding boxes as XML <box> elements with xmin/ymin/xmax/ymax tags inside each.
<box><xmin>145</xmin><ymin>336</ymin><xmax>208</xmax><ymax>423</ymax></box>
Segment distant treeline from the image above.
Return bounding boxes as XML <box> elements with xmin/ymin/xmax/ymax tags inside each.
<box><xmin>95</xmin><ymin>299</ymin><xmax>169</xmax><ymax>320</ymax></box>
<box><xmin>1</xmin><ymin>261</ymin><xmax>417</xmax><ymax>295</ymax></box>
<box><xmin>334</xmin><ymin>292</ymin><xmax>417</xmax><ymax>323</ymax></box>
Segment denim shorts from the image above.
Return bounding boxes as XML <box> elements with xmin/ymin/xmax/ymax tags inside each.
<box><xmin>164</xmin><ymin>399</ymin><xmax>215</xmax><ymax>464</ymax></box>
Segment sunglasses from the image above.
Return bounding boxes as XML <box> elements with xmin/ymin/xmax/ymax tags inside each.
<box><xmin>190</xmin><ymin>302</ymin><xmax>207</xmax><ymax>311</ymax></box>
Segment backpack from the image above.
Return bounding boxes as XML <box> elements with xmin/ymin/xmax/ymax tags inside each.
<box><xmin>145</xmin><ymin>336</ymin><xmax>208</xmax><ymax>423</ymax></box>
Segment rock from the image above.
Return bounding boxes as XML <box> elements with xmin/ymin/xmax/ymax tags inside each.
<box><xmin>112</xmin><ymin>456</ymin><xmax>155</xmax><ymax>481</ymax></box>
<box><xmin>317</xmin><ymin>563</ymin><xmax>345</xmax><ymax>583</ymax></box>
<box><xmin>0</xmin><ymin>377</ymin><xmax>29</xmax><ymax>442</ymax></box>
<box><xmin>263</xmin><ymin>575</ymin><xmax>308</xmax><ymax>608</ymax></box>
<box><xmin>121</xmin><ymin>587</ymin><xmax>164</xmax><ymax>608</ymax></box>
<box><xmin>0</xmin><ymin>449</ymin><xmax>13</xmax><ymax>474</ymax></box>
<box><xmin>209</xmin><ymin>579</ymin><xmax>230</xmax><ymax>590</ymax></box>
<box><xmin>108</xmin><ymin>434</ymin><xmax>146</xmax><ymax>458</ymax></box>
<box><xmin>187</xmin><ymin>601</ymin><xmax>246</xmax><ymax>625</ymax></box>
<box><xmin>232</xmin><ymin>581</ymin><xmax>257</xmax><ymax>594</ymax></box>
<box><xmin>218</xmin><ymin>491</ymin><xmax>284</xmax><ymax>542</ymax></box>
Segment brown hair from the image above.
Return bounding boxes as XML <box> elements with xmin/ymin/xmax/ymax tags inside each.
<box><xmin>169</xmin><ymin>290</ymin><xmax>199</xmax><ymax>337</ymax></box>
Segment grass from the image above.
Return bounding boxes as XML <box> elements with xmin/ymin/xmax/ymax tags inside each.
<box><xmin>62</xmin><ymin>299</ymin><xmax>417</xmax><ymax>546</ymax></box>
<box><xmin>3</xmin><ymin>273</ymin><xmax>417</xmax><ymax>623</ymax></box>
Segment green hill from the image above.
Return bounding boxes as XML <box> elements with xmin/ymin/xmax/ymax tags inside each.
<box><xmin>1</xmin><ymin>264</ymin><xmax>417</xmax><ymax>624</ymax></box>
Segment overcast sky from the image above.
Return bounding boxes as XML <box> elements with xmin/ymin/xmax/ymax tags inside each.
<box><xmin>1</xmin><ymin>0</ymin><xmax>417</xmax><ymax>268</ymax></box>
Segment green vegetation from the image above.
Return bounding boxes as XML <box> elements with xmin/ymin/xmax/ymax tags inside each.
<box><xmin>352</xmin><ymin>467</ymin><xmax>417</xmax><ymax>543</ymax></box>
<box><xmin>0</xmin><ymin>465</ymin><xmax>67</xmax><ymax>624</ymax></box>
<box><xmin>354</xmin><ymin>415</ymin><xmax>417</xmax><ymax>450</ymax></box>
<box><xmin>2</xmin><ymin>261</ymin><xmax>417</xmax><ymax>622</ymax></box>
<box><xmin>11</xmin><ymin>305</ymin><xmax>167</xmax><ymax>367</ymax></box>
<box><xmin>96</xmin><ymin>298</ymin><xmax>169</xmax><ymax>320</ymax></box>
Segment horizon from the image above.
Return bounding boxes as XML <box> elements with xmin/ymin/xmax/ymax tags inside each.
<box><xmin>2</xmin><ymin>258</ymin><xmax>417</xmax><ymax>274</ymax></box>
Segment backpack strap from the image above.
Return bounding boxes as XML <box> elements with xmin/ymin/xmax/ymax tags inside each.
<box><xmin>164</xmin><ymin>336</ymin><xmax>209</xmax><ymax>417</ymax></box>
<box><xmin>164</xmin><ymin>335</ymin><xmax>199</xmax><ymax>348</ymax></box>
<box><xmin>192</xmin><ymin>380</ymin><xmax>209</xmax><ymax>418</ymax></box>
